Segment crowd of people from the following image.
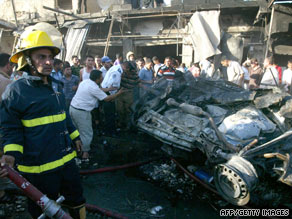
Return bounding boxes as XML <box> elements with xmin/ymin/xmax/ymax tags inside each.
<box><xmin>2</xmin><ymin>48</ymin><xmax>292</xmax><ymax>162</ymax></box>
<box><xmin>220</xmin><ymin>56</ymin><xmax>292</xmax><ymax>91</ymax></box>
<box><xmin>4</xmin><ymin>49</ymin><xmax>292</xmax><ymax>163</ymax></box>
<box><xmin>44</xmin><ymin>52</ymin><xmax>290</xmax><ymax>163</ymax></box>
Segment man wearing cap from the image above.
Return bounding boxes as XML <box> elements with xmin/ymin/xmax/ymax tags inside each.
<box><xmin>100</xmin><ymin>56</ymin><xmax>112</xmax><ymax>78</ymax></box>
<box><xmin>101</xmin><ymin>62</ymin><xmax>133</xmax><ymax>135</ymax></box>
<box><xmin>0</xmin><ymin>30</ymin><xmax>86</xmax><ymax>219</ymax></box>
<box><xmin>116</xmin><ymin>62</ymin><xmax>140</xmax><ymax>130</ymax></box>
<box><xmin>126</xmin><ymin>51</ymin><xmax>135</xmax><ymax>62</ymax></box>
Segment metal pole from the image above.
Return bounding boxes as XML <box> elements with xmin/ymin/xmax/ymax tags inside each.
<box><xmin>43</xmin><ymin>6</ymin><xmax>91</xmax><ymax>23</ymax></box>
<box><xmin>0</xmin><ymin>28</ymin><xmax>3</xmax><ymax>43</ymax></box>
<box><xmin>264</xmin><ymin>5</ymin><xmax>275</xmax><ymax>59</ymax></box>
<box><xmin>11</xmin><ymin>0</ymin><xmax>19</xmax><ymax>28</ymax></box>
<box><xmin>104</xmin><ymin>18</ymin><xmax>114</xmax><ymax>57</ymax></box>
<box><xmin>54</xmin><ymin>13</ymin><xmax>67</xmax><ymax>62</ymax></box>
<box><xmin>11</xmin><ymin>34</ymin><xmax>19</xmax><ymax>55</ymax></box>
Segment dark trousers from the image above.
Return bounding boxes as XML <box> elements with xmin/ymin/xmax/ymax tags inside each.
<box><xmin>116</xmin><ymin>90</ymin><xmax>134</xmax><ymax>128</ymax></box>
<box><xmin>65</xmin><ymin>99</ymin><xmax>72</xmax><ymax>112</ymax></box>
<box><xmin>23</xmin><ymin>161</ymin><xmax>85</xmax><ymax>219</ymax></box>
<box><xmin>103</xmin><ymin>101</ymin><xmax>116</xmax><ymax>135</ymax></box>
<box><xmin>91</xmin><ymin>107</ymin><xmax>100</xmax><ymax>129</ymax></box>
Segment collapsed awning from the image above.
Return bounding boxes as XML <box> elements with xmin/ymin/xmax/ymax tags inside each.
<box><xmin>184</xmin><ymin>10</ymin><xmax>221</xmax><ymax>63</ymax></box>
<box><xmin>268</xmin><ymin>4</ymin><xmax>292</xmax><ymax>55</ymax></box>
<box><xmin>271</xmin><ymin>4</ymin><xmax>292</xmax><ymax>35</ymax></box>
<box><xmin>63</xmin><ymin>25</ymin><xmax>90</xmax><ymax>61</ymax></box>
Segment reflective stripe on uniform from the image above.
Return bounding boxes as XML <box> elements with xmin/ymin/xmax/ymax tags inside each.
<box><xmin>70</xmin><ymin>130</ymin><xmax>80</xmax><ymax>140</ymax></box>
<box><xmin>17</xmin><ymin>151</ymin><xmax>76</xmax><ymax>173</ymax></box>
<box><xmin>4</xmin><ymin>144</ymin><xmax>23</xmax><ymax>153</ymax></box>
<box><xmin>21</xmin><ymin>112</ymin><xmax>66</xmax><ymax>127</ymax></box>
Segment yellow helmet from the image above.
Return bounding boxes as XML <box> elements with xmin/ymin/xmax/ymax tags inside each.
<box><xmin>10</xmin><ymin>30</ymin><xmax>60</xmax><ymax>66</ymax></box>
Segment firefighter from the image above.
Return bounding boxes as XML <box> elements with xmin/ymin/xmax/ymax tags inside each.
<box><xmin>0</xmin><ymin>30</ymin><xmax>86</xmax><ymax>219</ymax></box>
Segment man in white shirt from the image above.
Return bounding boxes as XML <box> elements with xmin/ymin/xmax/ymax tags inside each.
<box><xmin>199</xmin><ymin>59</ymin><xmax>211</xmax><ymax>77</ymax></box>
<box><xmin>221</xmin><ymin>56</ymin><xmax>244</xmax><ymax>87</ymax></box>
<box><xmin>282</xmin><ymin>60</ymin><xmax>292</xmax><ymax>92</ymax></box>
<box><xmin>100</xmin><ymin>56</ymin><xmax>112</xmax><ymax>78</ymax></box>
<box><xmin>101</xmin><ymin>62</ymin><xmax>132</xmax><ymax>135</ymax></box>
<box><xmin>260</xmin><ymin>56</ymin><xmax>279</xmax><ymax>89</ymax></box>
<box><xmin>70</xmin><ymin>70</ymin><xmax>123</xmax><ymax>161</ymax></box>
<box><xmin>152</xmin><ymin>56</ymin><xmax>162</xmax><ymax>78</ymax></box>
<box><xmin>79</xmin><ymin>55</ymin><xmax>95</xmax><ymax>81</ymax></box>
<box><xmin>101</xmin><ymin>64</ymin><xmax>123</xmax><ymax>94</ymax></box>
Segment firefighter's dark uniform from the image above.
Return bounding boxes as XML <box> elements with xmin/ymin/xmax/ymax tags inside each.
<box><xmin>0</xmin><ymin>73</ymin><xmax>85</xmax><ymax>218</ymax></box>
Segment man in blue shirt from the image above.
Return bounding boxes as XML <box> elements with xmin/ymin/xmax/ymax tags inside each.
<box><xmin>139</xmin><ymin>57</ymin><xmax>154</xmax><ymax>97</ymax></box>
<box><xmin>51</xmin><ymin>58</ymin><xmax>63</xmax><ymax>92</ymax></box>
<box><xmin>61</xmin><ymin>62</ymin><xmax>79</xmax><ymax>110</ymax></box>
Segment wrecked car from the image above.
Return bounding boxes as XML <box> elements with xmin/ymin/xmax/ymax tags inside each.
<box><xmin>132</xmin><ymin>72</ymin><xmax>292</xmax><ymax>207</ymax></box>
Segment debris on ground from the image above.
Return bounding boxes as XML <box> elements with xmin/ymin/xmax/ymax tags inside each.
<box><xmin>133</xmin><ymin>73</ymin><xmax>292</xmax><ymax>207</ymax></box>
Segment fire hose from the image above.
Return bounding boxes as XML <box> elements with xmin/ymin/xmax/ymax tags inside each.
<box><xmin>0</xmin><ymin>158</ymin><xmax>162</xmax><ymax>219</ymax></box>
<box><xmin>85</xmin><ymin>204</ymin><xmax>128</xmax><ymax>219</ymax></box>
<box><xmin>1</xmin><ymin>158</ymin><xmax>282</xmax><ymax>219</ymax></box>
<box><xmin>0</xmin><ymin>164</ymin><xmax>71</xmax><ymax>219</ymax></box>
<box><xmin>1</xmin><ymin>163</ymin><xmax>129</xmax><ymax>219</ymax></box>
<box><xmin>79</xmin><ymin>158</ymin><xmax>161</xmax><ymax>175</ymax></box>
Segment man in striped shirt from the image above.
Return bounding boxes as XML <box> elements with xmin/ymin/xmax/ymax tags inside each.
<box><xmin>157</xmin><ymin>56</ymin><xmax>176</xmax><ymax>81</ymax></box>
<box><xmin>116</xmin><ymin>62</ymin><xmax>140</xmax><ymax>130</ymax></box>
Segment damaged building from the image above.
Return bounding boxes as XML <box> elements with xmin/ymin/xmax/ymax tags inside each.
<box><xmin>0</xmin><ymin>0</ymin><xmax>291</xmax><ymax>67</ymax></box>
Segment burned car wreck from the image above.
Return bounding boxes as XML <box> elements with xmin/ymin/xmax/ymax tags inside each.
<box><xmin>133</xmin><ymin>72</ymin><xmax>292</xmax><ymax>207</ymax></box>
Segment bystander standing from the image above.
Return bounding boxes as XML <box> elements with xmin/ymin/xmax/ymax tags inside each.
<box><xmin>51</xmin><ymin>58</ymin><xmax>63</xmax><ymax>92</ymax></box>
<box><xmin>152</xmin><ymin>56</ymin><xmax>162</xmax><ymax>78</ymax></box>
<box><xmin>70</xmin><ymin>70</ymin><xmax>124</xmax><ymax>161</ymax></box>
<box><xmin>116</xmin><ymin>62</ymin><xmax>140</xmax><ymax>130</ymax></box>
<box><xmin>80</xmin><ymin>55</ymin><xmax>95</xmax><ymax>81</ymax></box>
<box><xmin>114</xmin><ymin>53</ymin><xmax>123</xmax><ymax>65</ymax></box>
<box><xmin>136</xmin><ymin>58</ymin><xmax>145</xmax><ymax>71</ymax></box>
<box><xmin>139</xmin><ymin>58</ymin><xmax>154</xmax><ymax>96</ymax></box>
<box><xmin>100</xmin><ymin>56</ymin><xmax>112</xmax><ymax>78</ymax></box>
<box><xmin>94</xmin><ymin>55</ymin><xmax>102</xmax><ymax>70</ymax></box>
<box><xmin>260</xmin><ymin>56</ymin><xmax>279</xmax><ymax>89</ymax></box>
<box><xmin>157</xmin><ymin>56</ymin><xmax>176</xmax><ymax>81</ymax></box>
<box><xmin>249</xmin><ymin>58</ymin><xmax>262</xmax><ymax>89</ymax></box>
<box><xmin>221</xmin><ymin>56</ymin><xmax>244</xmax><ymax>87</ymax></box>
<box><xmin>71</xmin><ymin>55</ymin><xmax>82</xmax><ymax>77</ymax></box>
<box><xmin>282</xmin><ymin>60</ymin><xmax>292</xmax><ymax>92</ymax></box>
<box><xmin>61</xmin><ymin>62</ymin><xmax>79</xmax><ymax>110</ymax></box>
